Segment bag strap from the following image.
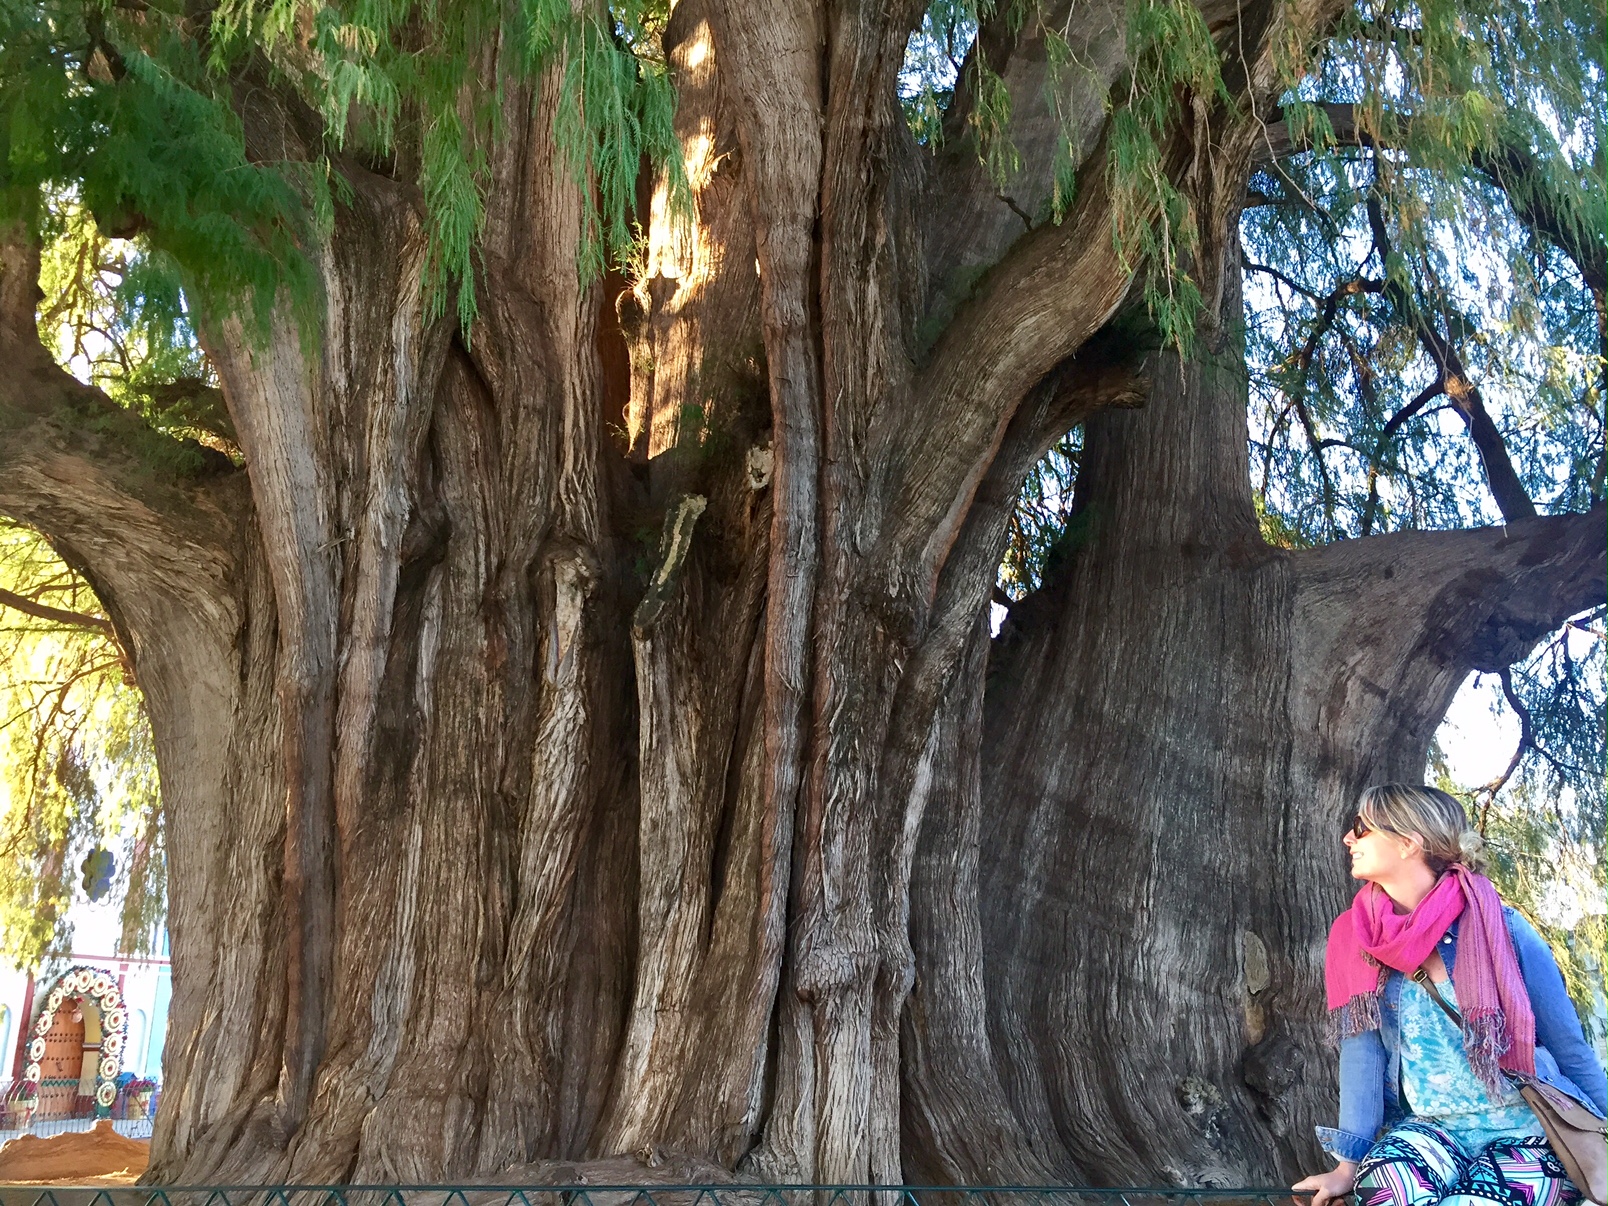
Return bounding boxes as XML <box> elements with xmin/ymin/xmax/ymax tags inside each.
<box><xmin>1410</xmin><ymin>965</ymin><xmax>1465</xmax><ymax>1028</ymax></box>
<box><xmin>1412</xmin><ymin>966</ymin><xmax>1578</xmax><ymax>1105</ymax></box>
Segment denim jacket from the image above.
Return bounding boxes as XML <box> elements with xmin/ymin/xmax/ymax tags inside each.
<box><xmin>1316</xmin><ymin>906</ymin><xmax>1608</xmax><ymax>1164</ymax></box>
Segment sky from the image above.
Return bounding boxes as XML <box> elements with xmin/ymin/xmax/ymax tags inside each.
<box><xmin>1440</xmin><ymin>663</ymin><xmax>1606</xmax><ymax>933</ymax></box>
<box><xmin>1438</xmin><ymin>671</ymin><xmax>1520</xmax><ymax>785</ymax></box>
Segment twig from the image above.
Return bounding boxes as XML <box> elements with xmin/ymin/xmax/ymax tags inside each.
<box><xmin>1475</xmin><ymin>667</ymin><xmax>1536</xmax><ymax>829</ymax></box>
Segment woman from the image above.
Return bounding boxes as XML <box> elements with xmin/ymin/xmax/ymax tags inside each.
<box><xmin>1293</xmin><ymin>784</ymin><xmax>1607</xmax><ymax>1206</ymax></box>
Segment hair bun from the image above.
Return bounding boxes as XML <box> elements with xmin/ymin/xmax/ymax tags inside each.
<box><xmin>1457</xmin><ymin>828</ymin><xmax>1487</xmax><ymax>871</ymax></box>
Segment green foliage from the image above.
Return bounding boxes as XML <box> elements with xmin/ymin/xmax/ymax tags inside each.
<box><xmin>36</xmin><ymin>194</ymin><xmax>236</xmax><ymax>456</ymax></box>
<box><xmin>0</xmin><ymin>520</ymin><xmax>165</xmax><ymax>971</ymax></box>
<box><xmin>1106</xmin><ymin>0</ymin><xmax>1227</xmax><ymax>350</ymax></box>
<box><xmin>0</xmin><ymin>0</ymin><xmax>325</xmax><ymax>336</ymax></box>
<box><xmin>998</xmin><ymin>427</ymin><xmax>1082</xmax><ymax>599</ymax></box>
<box><xmin>210</xmin><ymin>0</ymin><xmax>682</xmax><ymax>324</ymax></box>
<box><xmin>1243</xmin><ymin>0</ymin><xmax>1604</xmax><ymax>541</ymax></box>
<box><xmin>1</xmin><ymin>0</ymin><xmax>681</xmax><ymax>337</ymax></box>
<box><xmin>968</xmin><ymin>55</ymin><xmax>1022</xmax><ymax>186</ymax></box>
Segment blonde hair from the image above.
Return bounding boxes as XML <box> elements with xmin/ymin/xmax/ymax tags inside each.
<box><xmin>1357</xmin><ymin>783</ymin><xmax>1487</xmax><ymax>874</ymax></box>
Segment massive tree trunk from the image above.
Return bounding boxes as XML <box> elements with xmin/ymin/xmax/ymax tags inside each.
<box><xmin>0</xmin><ymin>0</ymin><xmax>1601</xmax><ymax>1190</ymax></box>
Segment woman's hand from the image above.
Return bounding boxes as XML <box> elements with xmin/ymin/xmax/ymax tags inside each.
<box><xmin>1293</xmin><ymin>1161</ymin><xmax>1357</xmax><ymax>1206</ymax></box>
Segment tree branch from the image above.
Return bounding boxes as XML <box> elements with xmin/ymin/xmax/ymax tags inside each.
<box><xmin>1595</xmin><ymin>289</ymin><xmax>1608</xmax><ymax>504</ymax></box>
<box><xmin>1256</xmin><ymin>102</ymin><xmax>1605</xmax><ymax>300</ymax></box>
<box><xmin>1470</xmin><ymin>141</ymin><xmax>1606</xmax><ymax>298</ymax></box>
<box><xmin>902</xmin><ymin>0</ymin><xmax>1354</xmax><ymax>590</ymax></box>
<box><xmin>1254</xmin><ymin>100</ymin><xmax>1367</xmax><ymax>163</ymax></box>
<box><xmin>891</xmin><ymin>131</ymin><xmax>1182</xmax><ymax>587</ymax></box>
<box><xmin>1299</xmin><ymin>505</ymin><xmax>1607</xmax><ymax>682</ymax></box>
<box><xmin>1358</xmin><ymin>375</ymin><xmax>1446</xmax><ymax>535</ymax></box>
<box><xmin>1349</xmin><ymin>18</ymin><xmax>1424</xmax><ymax>45</ymax></box>
<box><xmin>0</xmin><ymin>223</ymin><xmax>243</xmax><ymax>659</ymax></box>
<box><xmin>1243</xmin><ymin>253</ymin><xmax>1325</xmax><ymax>301</ymax></box>
<box><xmin>1280</xmin><ymin>274</ymin><xmax>1381</xmax><ymax>539</ymax></box>
<box><xmin>1474</xmin><ymin>667</ymin><xmax>1535</xmax><ymax>823</ymax></box>
<box><xmin>0</xmin><ymin>586</ymin><xmax>115</xmax><ymax>634</ymax></box>
<box><xmin>1362</xmin><ymin>193</ymin><xmax>1538</xmax><ymax>523</ymax></box>
<box><xmin>1253</xmin><ymin>123</ymin><xmax>1545</xmax><ymax>527</ymax></box>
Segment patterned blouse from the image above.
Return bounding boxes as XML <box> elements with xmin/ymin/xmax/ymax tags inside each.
<box><xmin>1398</xmin><ymin>977</ymin><xmax>1545</xmax><ymax>1152</ymax></box>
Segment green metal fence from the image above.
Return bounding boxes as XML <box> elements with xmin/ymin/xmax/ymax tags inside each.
<box><xmin>0</xmin><ymin>1185</ymin><xmax>1311</xmax><ymax>1206</ymax></box>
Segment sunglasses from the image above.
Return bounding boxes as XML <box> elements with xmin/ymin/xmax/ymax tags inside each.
<box><xmin>1346</xmin><ymin>814</ymin><xmax>1375</xmax><ymax>840</ymax></box>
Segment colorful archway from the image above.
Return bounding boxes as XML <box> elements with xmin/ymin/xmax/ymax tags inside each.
<box><xmin>23</xmin><ymin>965</ymin><xmax>129</xmax><ymax>1118</ymax></box>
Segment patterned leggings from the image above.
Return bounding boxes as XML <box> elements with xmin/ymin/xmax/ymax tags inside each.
<box><xmin>1354</xmin><ymin>1120</ymin><xmax>1580</xmax><ymax>1206</ymax></box>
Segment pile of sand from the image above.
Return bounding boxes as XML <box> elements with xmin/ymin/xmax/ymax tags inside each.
<box><xmin>0</xmin><ymin>1120</ymin><xmax>149</xmax><ymax>1185</ymax></box>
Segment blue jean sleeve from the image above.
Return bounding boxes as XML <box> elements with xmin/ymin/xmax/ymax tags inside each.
<box><xmin>1318</xmin><ymin>1028</ymin><xmax>1387</xmax><ymax>1163</ymax></box>
<box><xmin>1316</xmin><ymin>1125</ymin><xmax>1375</xmax><ymax>1164</ymax></box>
<box><xmin>1509</xmin><ymin>909</ymin><xmax>1608</xmax><ymax>1115</ymax></box>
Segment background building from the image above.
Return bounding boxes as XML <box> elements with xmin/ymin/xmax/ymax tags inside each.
<box><xmin>0</xmin><ymin>892</ymin><xmax>168</xmax><ymax>1139</ymax></box>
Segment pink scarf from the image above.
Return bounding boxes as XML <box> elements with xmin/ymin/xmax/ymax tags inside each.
<box><xmin>1325</xmin><ymin>866</ymin><xmax>1535</xmax><ymax>1093</ymax></box>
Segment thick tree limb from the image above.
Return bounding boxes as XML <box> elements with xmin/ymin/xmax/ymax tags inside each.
<box><xmin>1298</xmin><ymin>506</ymin><xmax>1606</xmax><ymax>680</ymax></box>
<box><xmin>873</xmin><ymin>337</ymin><xmax>1148</xmax><ymax>1186</ymax></box>
<box><xmin>200</xmin><ymin>298</ymin><xmax>340</xmax><ymax>1137</ymax></box>
<box><xmin>0</xmin><ymin>247</ymin><xmax>249</xmax><ymax>1152</ymax></box>
<box><xmin>903</xmin><ymin>0</ymin><xmax>1352</xmax><ymax>587</ymax></box>
<box><xmin>0</xmin><ymin>233</ymin><xmax>241</xmax><ymax>584</ymax></box>
<box><xmin>1254</xmin><ymin>100</ymin><xmax>1364</xmax><ymax>163</ymax></box>
<box><xmin>1286</xmin><ymin>506</ymin><xmax>1603</xmax><ymax>842</ymax></box>
<box><xmin>3</xmin><ymin>227</ymin><xmax>262</xmax><ymax>1189</ymax></box>
<box><xmin>894</xmin><ymin>140</ymin><xmax>1161</xmax><ymax>583</ymax></box>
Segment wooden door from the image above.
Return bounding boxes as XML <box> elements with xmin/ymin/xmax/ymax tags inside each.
<box><xmin>36</xmin><ymin>999</ymin><xmax>86</xmax><ymax>1119</ymax></box>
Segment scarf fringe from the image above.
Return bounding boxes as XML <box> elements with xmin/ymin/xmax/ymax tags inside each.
<box><xmin>1460</xmin><ymin>1006</ymin><xmax>1515</xmax><ymax>1097</ymax></box>
<box><xmin>1328</xmin><ymin>992</ymin><xmax>1383</xmax><ymax>1044</ymax></box>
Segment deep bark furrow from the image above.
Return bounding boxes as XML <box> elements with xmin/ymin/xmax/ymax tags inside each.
<box><xmin>609</xmin><ymin>541</ymin><xmax>768</xmax><ymax>1152</ymax></box>
<box><xmin>905</xmin><ymin>619</ymin><xmax>1071</xmax><ymax>1185</ymax></box>
<box><xmin>325</xmin><ymin>201</ymin><xmax>446</xmax><ymax>862</ymax></box>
